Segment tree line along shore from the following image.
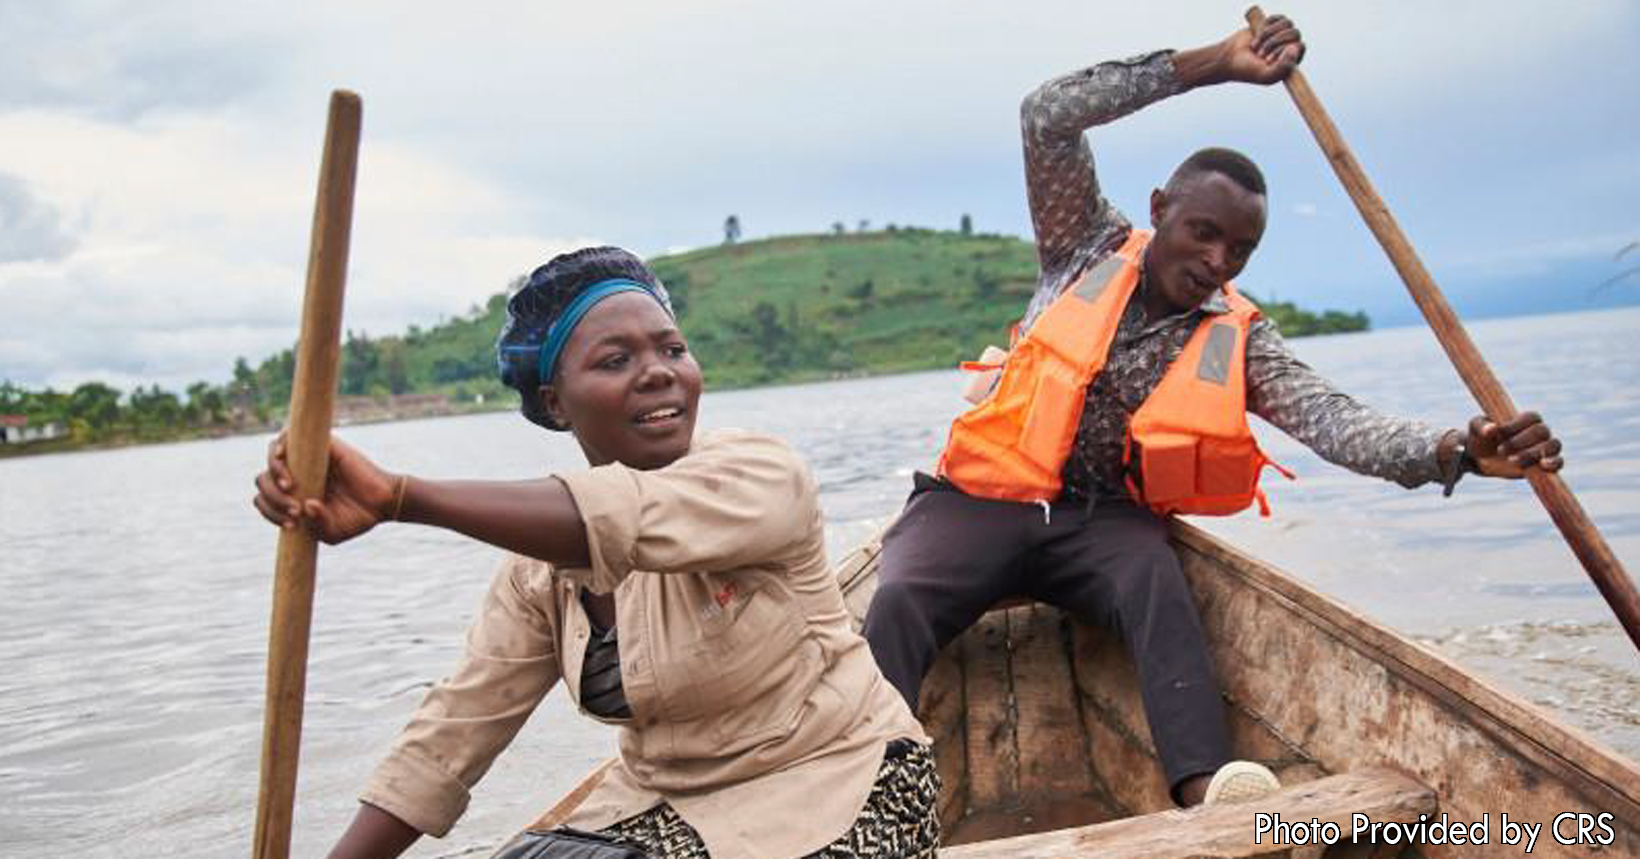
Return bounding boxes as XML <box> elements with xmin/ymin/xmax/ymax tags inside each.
<box><xmin>0</xmin><ymin>227</ymin><xmax>1368</xmax><ymax>458</ymax></box>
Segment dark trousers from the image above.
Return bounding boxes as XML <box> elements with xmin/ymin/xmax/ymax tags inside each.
<box><xmin>861</xmin><ymin>476</ymin><xmax>1231</xmax><ymax>795</ymax></box>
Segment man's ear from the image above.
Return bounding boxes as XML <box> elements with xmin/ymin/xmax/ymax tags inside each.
<box><xmin>539</xmin><ymin>384</ymin><xmax>569</xmax><ymax>429</ymax></box>
<box><xmin>1149</xmin><ymin>187</ymin><xmax>1168</xmax><ymax>228</ymax></box>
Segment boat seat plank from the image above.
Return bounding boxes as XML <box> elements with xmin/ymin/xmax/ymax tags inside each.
<box><xmin>939</xmin><ymin>768</ymin><xmax>1435</xmax><ymax>859</ymax></box>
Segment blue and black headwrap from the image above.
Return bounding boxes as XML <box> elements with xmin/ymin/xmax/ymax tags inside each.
<box><xmin>496</xmin><ymin>246</ymin><xmax>674</xmax><ymax>431</ymax></box>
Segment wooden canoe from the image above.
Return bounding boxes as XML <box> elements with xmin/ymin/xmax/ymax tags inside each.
<box><xmin>503</xmin><ymin>520</ymin><xmax>1640</xmax><ymax>858</ymax></box>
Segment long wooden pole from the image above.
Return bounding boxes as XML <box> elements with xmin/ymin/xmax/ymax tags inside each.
<box><xmin>1243</xmin><ymin>6</ymin><xmax>1640</xmax><ymax>654</ymax></box>
<box><xmin>253</xmin><ymin>90</ymin><xmax>362</xmax><ymax>859</ymax></box>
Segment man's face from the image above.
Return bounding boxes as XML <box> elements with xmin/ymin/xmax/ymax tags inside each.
<box><xmin>1146</xmin><ymin>172</ymin><xmax>1267</xmax><ymax>313</ymax></box>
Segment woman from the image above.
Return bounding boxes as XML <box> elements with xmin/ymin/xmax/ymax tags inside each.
<box><xmin>254</xmin><ymin>247</ymin><xmax>938</xmax><ymax>859</ymax></box>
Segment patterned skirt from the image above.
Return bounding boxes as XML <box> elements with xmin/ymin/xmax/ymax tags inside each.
<box><xmin>600</xmin><ymin>739</ymin><xmax>940</xmax><ymax>859</ymax></box>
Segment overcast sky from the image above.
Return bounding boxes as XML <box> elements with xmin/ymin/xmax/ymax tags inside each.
<box><xmin>2</xmin><ymin>0</ymin><xmax>1637</xmax><ymax>392</ymax></box>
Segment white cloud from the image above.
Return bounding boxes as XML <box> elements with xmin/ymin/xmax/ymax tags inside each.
<box><xmin>0</xmin><ymin>172</ymin><xmax>77</xmax><ymax>262</ymax></box>
<box><xmin>1</xmin><ymin>0</ymin><xmax>1636</xmax><ymax>389</ymax></box>
<box><xmin>0</xmin><ymin>105</ymin><xmax>590</xmax><ymax>389</ymax></box>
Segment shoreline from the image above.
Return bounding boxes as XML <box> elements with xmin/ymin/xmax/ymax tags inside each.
<box><xmin>0</xmin><ymin>366</ymin><xmax>899</xmax><ymax>461</ymax></box>
<box><xmin>15</xmin><ymin>303</ymin><xmax>1632</xmax><ymax>462</ymax></box>
<box><xmin>0</xmin><ymin>401</ymin><xmax>514</xmax><ymax>460</ymax></box>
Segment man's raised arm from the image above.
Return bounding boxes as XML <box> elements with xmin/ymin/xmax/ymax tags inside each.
<box><xmin>1019</xmin><ymin>17</ymin><xmax>1304</xmax><ymax>298</ymax></box>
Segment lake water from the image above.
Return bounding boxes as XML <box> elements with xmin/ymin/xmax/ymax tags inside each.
<box><xmin>2</xmin><ymin>307</ymin><xmax>1637</xmax><ymax>857</ymax></box>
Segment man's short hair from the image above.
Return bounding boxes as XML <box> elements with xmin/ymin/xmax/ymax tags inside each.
<box><xmin>1166</xmin><ymin>147</ymin><xmax>1267</xmax><ymax>197</ymax></box>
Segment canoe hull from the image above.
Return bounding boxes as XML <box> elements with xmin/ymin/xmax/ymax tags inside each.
<box><xmin>512</xmin><ymin>520</ymin><xmax>1640</xmax><ymax>857</ymax></box>
<box><xmin>835</xmin><ymin>519</ymin><xmax>1640</xmax><ymax>856</ymax></box>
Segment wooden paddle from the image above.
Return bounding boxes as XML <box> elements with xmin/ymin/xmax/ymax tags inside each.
<box><xmin>252</xmin><ymin>90</ymin><xmax>362</xmax><ymax>859</ymax></box>
<box><xmin>1243</xmin><ymin>6</ymin><xmax>1640</xmax><ymax>654</ymax></box>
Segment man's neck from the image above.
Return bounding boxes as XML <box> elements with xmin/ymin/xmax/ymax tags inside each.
<box><xmin>1136</xmin><ymin>264</ymin><xmax>1180</xmax><ymax>323</ymax></box>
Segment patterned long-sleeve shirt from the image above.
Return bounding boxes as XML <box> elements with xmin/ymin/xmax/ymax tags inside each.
<box><xmin>1018</xmin><ymin>50</ymin><xmax>1448</xmax><ymax>502</ymax></box>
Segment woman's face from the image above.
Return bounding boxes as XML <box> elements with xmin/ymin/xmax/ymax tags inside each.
<box><xmin>540</xmin><ymin>291</ymin><xmax>703</xmax><ymax>470</ymax></box>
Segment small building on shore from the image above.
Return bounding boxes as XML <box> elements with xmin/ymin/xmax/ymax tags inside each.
<box><xmin>0</xmin><ymin>415</ymin><xmax>66</xmax><ymax>444</ymax></box>
<box><xmin>332</xmin><ymin>393</ymin><xmax>453</xmax><ymax>426</ymax></box>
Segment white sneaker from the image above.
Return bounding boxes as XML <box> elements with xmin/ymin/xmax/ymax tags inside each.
<box><xmin>1203</xmin><ymin>760</ymin><xmax>1281</xmax><ymax>805</ymax></box>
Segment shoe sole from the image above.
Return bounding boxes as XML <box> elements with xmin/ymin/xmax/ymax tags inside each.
<box><xmin>1205</xmin><ymin>761</ymin><xmax>1281</xmax><ymax>805</ymax></box>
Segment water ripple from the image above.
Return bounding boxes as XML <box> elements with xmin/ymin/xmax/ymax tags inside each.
<box><xmin>3</xmin><ymin>307</ymin><xmax>1636</xmax><ymax>856</ymax></box>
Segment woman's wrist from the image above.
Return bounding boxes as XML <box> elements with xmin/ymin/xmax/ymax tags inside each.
<box><xmin>387</xmin><ymin>473</ymin><xmax>411</xmax><ymax>522</ymax></box>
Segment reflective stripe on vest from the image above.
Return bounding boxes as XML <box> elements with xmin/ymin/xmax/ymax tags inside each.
<box><xmin>936</xmin><ymin>229</ymin><xmax>1287</xmax><ymax>516</ymax></box>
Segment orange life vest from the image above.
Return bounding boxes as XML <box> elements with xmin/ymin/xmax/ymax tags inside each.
<box><xmin>935</xmin><ymin>229</ymin><xmax>1288</xmax><ymax>516</ymax></box>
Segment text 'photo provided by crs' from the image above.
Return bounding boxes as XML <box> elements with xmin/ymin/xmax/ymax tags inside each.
<box><xmin>1255</xmin><ymin>811</ymin><xmax>1618</xmax><ymax>852</ymax></box>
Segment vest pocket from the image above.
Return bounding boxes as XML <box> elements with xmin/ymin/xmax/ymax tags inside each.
<box><xmin>1019</xmin><ymin>368</ymin><xmax>1080</xmax><ymax>476</ymax></box>
<box><xmin>1136</xmin><ymin>431</ymin><xmax>1197</xmax><ymax>504</ymax></box>
<box><xmin>1198</xmin><ymin>438</ymin><xmax>1260</xmax><ymax>498</ymax></box>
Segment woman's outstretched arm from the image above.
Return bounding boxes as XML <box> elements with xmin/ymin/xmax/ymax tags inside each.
<box><xmin>253</xmin><ymin>433</ymin><xmax>591</xmax><ymax>567</ymax></box>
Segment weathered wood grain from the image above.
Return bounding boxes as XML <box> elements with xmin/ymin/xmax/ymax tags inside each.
<box><xmin>941</xmin><ymin>768</ymin><xmax>1433</xmax><ymax>859</ymax></box>
<box><xmin>1011</xmin><ymin>606</ymin><xmax>1099</xmax><ymax>802</ymax></box>
<box><xmin>961</xmin><ymin>611</ymin><xmax>1020</xmax><ymax>812</ymax></box>
<box><xmin>835</xmin><ymin>533</ymin><xmax>884</xmax><ymax>633</ymax></box>
<box><xmin>1173</xmin><ymin>521</ymin><xmax>1640</xmax><ymax>859</ymax></box>
<box><xmin>919</xmin><ymin>636</ymin><xmax>969</xmax><ymax>830</ymax></box>
<box><xmin>1069</xmin><ymin>621</ymin><xmax>1174</xmax><ymax>815</ymax></box>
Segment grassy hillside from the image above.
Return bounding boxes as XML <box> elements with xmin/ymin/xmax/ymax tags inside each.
<box><xmin>2</xmin><ymin>227</ymin><xmax>1371</xmax><ymax>455</ymax></box>
<box><xmin>245</xmin><ymin>227</ymin><xmax>1369</xmax><ymax>407</ymax></box>
<box><xmin>650</xmin><ymin>228</ymin><xmax>1039</xmax><ymax>387</ymax></box>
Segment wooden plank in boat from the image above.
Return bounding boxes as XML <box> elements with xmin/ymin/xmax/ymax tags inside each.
<box><xmin>960</xmin><ymin>609</ymin><xmax>1020</xmax><ymax>812</ymax></box>
<box><xmin>1010</xmin><ymin>604</ymin><xmax>1098</xmax><ymax>801</ymax></box>
<box><xmin>948</xmin><ymin>604</ymin><xmax>1124</xmax><ymax>844</ymax></box>
<box><xmin>837</xmin><ymin>535</ymin><xmax>882</xmax><ymax>633</ymax></box>
<box><xmin>1067</xmin><ymin>621</ymin><xmax>1174</xmax><ymax>815</ymax></box>
<box><xmin>941</xmin><ymin>767</ymin><xmax>1435</xmax><ymax>859</ymax></box>
<box><xmin>919</xmin><ymin>634</ymin><xmax>968</xmax><ymax>829</ymax></box>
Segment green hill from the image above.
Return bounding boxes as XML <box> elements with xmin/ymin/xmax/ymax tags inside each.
<box><xmin>1</xmin><ymin>227</ymin><xmax>1370</xmax><ymax>456</ymax></box>
<box><xmin>243</xmin><ymin>227</ymin><xmax>1370</xmax><ymax>407</ymax></box>
<box><xmin>650</xmin><ymin>228</ymin><xmax>1041</xmax><ymax>387</ymax></box>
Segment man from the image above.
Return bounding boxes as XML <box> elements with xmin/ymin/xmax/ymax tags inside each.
<box><xmin>862</xmin><ymin>14</ymin><xmax>1563</xmax><ymax>807</ymax></box>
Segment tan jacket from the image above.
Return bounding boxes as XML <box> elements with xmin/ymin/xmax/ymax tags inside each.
<box><xmin>360</xmin><ymin>430</ymin><xmax>926</xmax><ymax>859</ymax></box>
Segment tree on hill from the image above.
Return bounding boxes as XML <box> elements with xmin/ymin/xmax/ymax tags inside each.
<box><xmin>960</xmin><ymin>214</ymin><xmax>973</xmax><ymax>235</ymax></box>
<box><xmin>723</xmin><ymin>214</ymin><xmax>741</xmax><ymax>245</ymax></box>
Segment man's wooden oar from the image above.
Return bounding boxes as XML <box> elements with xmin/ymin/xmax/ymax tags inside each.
<box><xmin>1243</xmin><ymin>6</ymin><xmax>1640</xmax><ymax>654</ymax></box>
<box><xmin>252</xmin><ymin>89</ymin><xmax>362</xmax><ymax>859</ymax></box>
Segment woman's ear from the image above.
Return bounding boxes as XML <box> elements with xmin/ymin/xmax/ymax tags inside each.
<box><xmin>539</xmin><ymin>384</ymin><xmax>570</xmax><ymax>429</ymax></box>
